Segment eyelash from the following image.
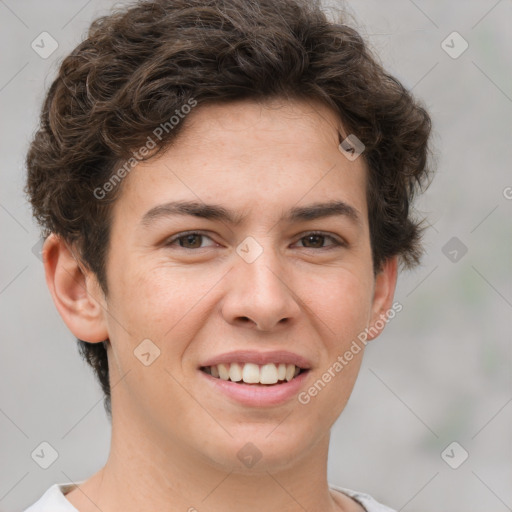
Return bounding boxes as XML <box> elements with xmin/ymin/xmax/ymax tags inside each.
<box><xmin>164</xmin><ymin>230</ymin><xmax>346</xmax><ymax>250</ymax></box>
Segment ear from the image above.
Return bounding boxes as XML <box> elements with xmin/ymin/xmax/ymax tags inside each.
<box><xmin>366</xmin><ymin>256</ymin><xmax>399</xmax><ymax>341</ymax></box>
<box><xmin>42</xmin><ymin>233</ymin><xmax>109</xmax><ymax>343</ymax></box>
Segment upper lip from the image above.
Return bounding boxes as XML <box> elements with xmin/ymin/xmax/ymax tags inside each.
<box><xmin>200</xmin><ymin>350</ymin><xmax>312</xmax><ymax>370</ymax></box>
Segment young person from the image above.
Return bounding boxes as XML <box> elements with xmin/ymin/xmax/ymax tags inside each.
<box><xmin>23</xmin><ymin>0</ymin><xmax>433</xmax><ymax>510</ymax></box>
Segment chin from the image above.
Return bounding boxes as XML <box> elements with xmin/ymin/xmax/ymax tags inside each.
<box><xmin>198</xmin><ymin>426</ymin><xmax>318</xmax><ymax>474</ymax></box>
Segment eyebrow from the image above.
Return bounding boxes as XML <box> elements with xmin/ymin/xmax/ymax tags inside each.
<box><xmin>140</xmin><ymin>199</ymin><xmax>361</xmax><ymax>228</ymax></box>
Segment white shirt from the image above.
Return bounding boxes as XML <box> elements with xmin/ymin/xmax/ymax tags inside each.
<box><xmin>23</xmin><ymin>481</ymin><xmax>396</xmax><ymax>512</ymax></box>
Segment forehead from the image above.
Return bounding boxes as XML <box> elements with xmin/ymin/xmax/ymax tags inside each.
<box><xmin>170</xmin><ymin>97</ymin><xmax>346</xmax><ymax>157</ymax></box>
<box><xmin>111</xmin><ymin>97</ymin><xmax>368</xmax><ymax>226</ymax></box>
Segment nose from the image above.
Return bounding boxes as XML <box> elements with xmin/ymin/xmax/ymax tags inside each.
<box><xmin>221</xmin><ymin>244</ymin><xmax>301</xmax><ymax>332</ymax></box>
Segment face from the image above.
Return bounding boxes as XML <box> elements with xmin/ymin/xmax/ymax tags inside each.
<box><xmin>61</xmin><ymin>98</ymin><xmax>396</xmax><ymax>473</ymax></box>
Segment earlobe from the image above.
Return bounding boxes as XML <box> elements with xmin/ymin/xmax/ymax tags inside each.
<box><xmin>366</xmin><ymin>256</ymin><xmax>399</xmax><ymax>341</ymax></box>
<box><xmin>42</xmin><ymin>233</ymin><xmax>109</xmax><ymax>343</ymax></box>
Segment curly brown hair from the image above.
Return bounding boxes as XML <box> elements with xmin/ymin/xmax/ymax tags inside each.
<box><xmin>25</xmin><ymin>0</ymin><xmax>433</xmax><ymax>420</ymax></box>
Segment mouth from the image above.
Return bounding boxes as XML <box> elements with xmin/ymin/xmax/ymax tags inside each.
<box><xmin>199</xmin><ymin>362</ymin><xmax>309</xmax><ymax>386</ymax></box>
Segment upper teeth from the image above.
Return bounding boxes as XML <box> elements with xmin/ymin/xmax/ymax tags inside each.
<box><xmin>204</xmin><ymin>362</ymin><xmax>301</xmax><ymax>384</ymax></box>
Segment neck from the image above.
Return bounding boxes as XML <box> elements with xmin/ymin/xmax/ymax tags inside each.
<box><xmin>65</xmin><ymin>410</ymin><xmax>357</xmax><ymax>512</ymax></box>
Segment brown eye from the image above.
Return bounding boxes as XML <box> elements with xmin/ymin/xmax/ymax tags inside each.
<box><xmin>301</xmin><ymin>234</ymin><xmax>327</xmax><ymax>248</ymax></box>
<box><xmin>177</xmin><ymin>234</ymin><xmax>203</xmax><ymax>248</ymax></box>
<box><xmin>295</xmin><ymin>232</ymin><xmax>344</xmax><ymax>249</ymax></box>
<box><xmin>166</xmin><ymin>232</ymin><xmax>216</xmax><ymax>249</ymax></box>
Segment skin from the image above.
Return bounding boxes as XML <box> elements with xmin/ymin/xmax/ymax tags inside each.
<box><xmin>43</xmin><ymin>98</ymin><xmax>398</xmax><ymax>512</ymax></box>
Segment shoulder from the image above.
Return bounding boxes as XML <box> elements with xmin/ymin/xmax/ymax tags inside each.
<box><xmin>329</xmin><ymin>483</ymin><xmax>397</xmax><ymax>512</ymax></box>
<box><xmin>23</xmin><ymin>482</ymin><xmax>83</xmax><ymax>512</ymax></box>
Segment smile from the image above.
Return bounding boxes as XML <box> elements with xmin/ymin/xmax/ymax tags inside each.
<box><xmin>200</xmin><ymin>362</ymin><xmax>307</xmax><ymax>385</ymax></box>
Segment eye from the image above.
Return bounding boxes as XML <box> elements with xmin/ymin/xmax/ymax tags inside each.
<box><xmin>165</xmin><ymin>231</ymin><xmax>217</xmax><ymax>249</ymax></box>
<box><xmin>164</xmin><ymin>230</ymin><xmax>346</xmax><ymax>251</ymax></box>
<box><xmin>294</xmin><ymin>232</ymin><xmax>346</xmax><ymax>249</ymax></box>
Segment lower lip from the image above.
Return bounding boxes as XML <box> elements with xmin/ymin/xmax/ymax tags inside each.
<box><xmin>198</xmin><ymin>369</ymin><xmax>310</xmax><ymax>407</ymax></box>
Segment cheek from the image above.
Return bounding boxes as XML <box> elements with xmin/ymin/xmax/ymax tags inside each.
<box><xmin>110</xmin><ymin>263</ymin><xmax>220</xmax><ymax>345</ymax></box>
<box><xmin>103</xmin><ymin>266</ymin><xmax>203</xmax><ymax>404</ymax></box>
<box><xmin>295</xmin><ymin>272</ymin><xmax>373</xmax><ymax>425</ymax></box>
<box><xmin>302</xmin><ymin>269</ymin><xmax>374</xmax><ymax>345</ymax></box>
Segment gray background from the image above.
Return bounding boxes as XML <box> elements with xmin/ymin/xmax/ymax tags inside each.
<box><xmin>1</xmin><ymin>1</ymin><xmax>511</xmax><ymax>511</ymax></box>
